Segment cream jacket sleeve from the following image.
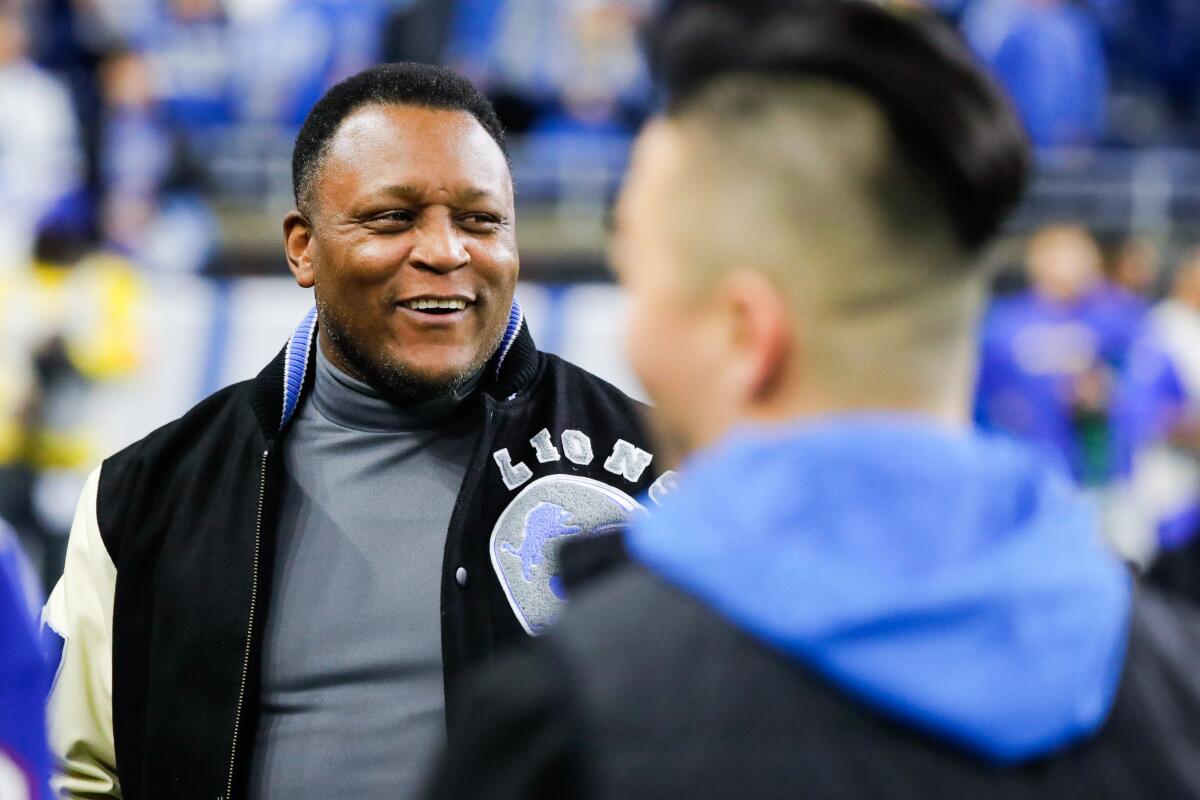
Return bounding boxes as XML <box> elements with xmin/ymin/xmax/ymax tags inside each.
<box><xmin>42</xmin><ymin>466</ymin><xmax>121</xmax><ymax>798</ymax></box>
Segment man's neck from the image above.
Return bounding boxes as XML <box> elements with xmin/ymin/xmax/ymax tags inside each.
<box><xmin>751</xmin><ymin>390</ymin><xmax>972</xmax><ymax>430</ymax></box>
<box><xmin>310</xmin><ymin>333</ymin><xmax>481</xmax><ymax>433</ymax></box>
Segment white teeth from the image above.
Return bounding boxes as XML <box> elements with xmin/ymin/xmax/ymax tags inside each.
<box><xmin>404</xmin><ymin>298</ymin><xmax>467</xmax><ymax>311</ymax></box>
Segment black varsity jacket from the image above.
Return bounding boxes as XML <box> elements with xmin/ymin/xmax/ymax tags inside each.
<box><xmin>43</xmin><ymin>302</ymin><xmax>672</xmax><ymax>800</ymax></box>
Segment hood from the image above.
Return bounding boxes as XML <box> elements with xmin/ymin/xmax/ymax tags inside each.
<box><xmin>627</xmin><ymin>415</ymin><xmax>1131</xmax><ymax>763</ymax></box>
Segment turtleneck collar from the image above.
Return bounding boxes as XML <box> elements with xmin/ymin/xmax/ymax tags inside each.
<box><xmin>309</xmin><ymin>334</ymin><xmax>482</xmax><ymax>433</ymax></box>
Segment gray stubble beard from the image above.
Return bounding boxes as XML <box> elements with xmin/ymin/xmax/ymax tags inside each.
<box><xmin>316</xmin><ymin>295</ymin><xmax>505</xmax><ymax>404</ymax></box>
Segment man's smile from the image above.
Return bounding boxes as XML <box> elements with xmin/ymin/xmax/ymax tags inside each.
<box><xmin>400</xmin><ymin>297</ymin><xmax>470</xmax><ymax>312</ymax></box>
<box><xmin>394</xmin><ymin>294</ymin><xmax>477</xmax><ymax>325</ymax></box>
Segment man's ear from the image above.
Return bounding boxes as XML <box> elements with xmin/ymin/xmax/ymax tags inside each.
<box><xmin>718</xmin><ymin>269</ymin><xmax>793</xmax><ymax>402</ymax></box>
<box><xmin>284</xmin><ymin>210</ymin><xmax>316</xmax><ymax>288</ymax></box>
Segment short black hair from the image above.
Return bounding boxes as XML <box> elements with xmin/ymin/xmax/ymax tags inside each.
<box><xmin>648</xmin><ymin>1</ymin><xmax>1031</xmax><ymax>252</ymax></box>
<box><xmin>291</xmin><ymin>62</ymin><xmax>508</xmax><ymax>211</ymax></box>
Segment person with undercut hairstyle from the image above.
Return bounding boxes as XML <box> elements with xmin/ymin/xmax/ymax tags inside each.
<box><xmin>428</xmin><ymin>3</ymin><xmax>1200</xmax><ymax>799</ymax></box>
<box><xmin>43</xmin><ymin>63</ymin><xmax>667</xmax><ymax>800</ymax></box>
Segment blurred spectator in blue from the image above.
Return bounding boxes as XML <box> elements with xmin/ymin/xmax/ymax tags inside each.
<box><xmin>1092</xmin><ymin>236</ymin><xmax>1165</xmax><ymax>486</ymax></box>
<box><xmin>447</xmin><ymin>0</ymin><xmax>651</xmax><ymax>200</ymax></box>
<box><xmin>1102</xmin><ymin>235</ymin><xmax>1161</xmax><ymax>299</ymax></box>
<box><xmin>98</xmin><ymin>49</ymin><xmax>172</xmax><ymax>241</ymax></box>
<box><xmin>1140</xmin><ymin>249</ymin><xmax>1200</xmax><ymax>601</ymax></box>
<box><xmin>1117</xmin><ymin>250</ymin><xmax>1200</xmax><ymax>558</ymax></box>
<box><xmin>1102</xmin><ymin>324</ymin><xmax>1182</xmax><ymax>564</ymax></box>
<box><xmin>28</xmin><ymin>0</ymin><xmax>108</xmax><ymax>203</ymax></box>
<box><xmin>66</xmin><ymin>0</ymin><xmax>158</xmax><ymax>44</ymax></box>
<box><xmin>974</xmin><ymin>225</ymin><xmax>1145</xmax><ymax>484</ymax></box>
<box><xmin>963</xmin><ymin>0</ymin><xmax>1108</xmax><ymax>147</ymax></box>
<box><xmin>1086</xmin><ymin>235</ymin><xmax>1155</xmax><ymax>368</ymax></box>
<box><xmin>0</xmin><ymin>8</ymin><xmax>83</xmax><ymax>273</ymax></box>
<box><xmin>448</xmin><ymin>0</ymin><xmax>650</xmax><ymax>125</ymax></box>
<box><xmin>1089</xmin><ymin>0</ymin><xmax>1200</xmax><ymax>136</ymax></box>
<box><xmin>96</xmin><ymin>47</ymin><xmax>217</xmax><ymax>272</ymax></box>
<box><xmin>227</xmin><ymin>0</ymin><xmax>391</xmax><ymax>126</ymax></box>
<box><xmin>1089</xmin><ymin>237</ymin><xmax>1162</xmax><ymax>474</ymax></box>
<box><xmin>0</xmin><ymin>517</ymin><xmax>50</xmax><ymax>800</ymax></box>
<box><xmin>140</xmin><ymin>0</ymin><xmax>234</xmax><ymax>138</ymax></box>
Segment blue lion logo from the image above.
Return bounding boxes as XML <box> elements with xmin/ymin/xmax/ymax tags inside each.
<box><xmin>500</xmin><ymin>502</ymin><xmax>583</xmax><ymax>594</ymax></box>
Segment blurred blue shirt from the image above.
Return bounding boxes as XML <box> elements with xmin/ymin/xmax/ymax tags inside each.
<box><xmin>963</xmin><ymin>0</ymin><xmax>1108</xmax><ymax>147</ymax></box>
<box><xmin>231</xmin><ymin>0</ymin><xmax>392</xmax><ymax>126</ymax></box>
<box><xmin>974</xmin><ymin>285</ymin><xmax>1147</xmax><ymax>482</ymax></box>
<box><xmin>140</xmin><ymin>10</ymin><xmax>234</xmax><ymax>129</ymax></box>
<box><xmin>0</xmin><ymin>520</ymin><xmax>50</xmax><ymax>799</ymax></box>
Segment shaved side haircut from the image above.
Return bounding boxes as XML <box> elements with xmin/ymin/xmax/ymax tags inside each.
<box><xmin>647</xmin><ymin>1</ymin><xmax>1031</xmax><ymax>405</ymax></box>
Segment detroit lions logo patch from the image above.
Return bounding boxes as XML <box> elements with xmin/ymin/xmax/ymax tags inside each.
<box><xmin>490</xmin><ymin>475</ymin><xmax>645</xmax><ymax>635</ymax></box>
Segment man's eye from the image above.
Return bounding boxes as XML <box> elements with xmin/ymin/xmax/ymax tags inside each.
<box><xmin>460</xmin><ymin>213</ymin><xmax>501</xmax><ymax>232</ymax></box>
<box><xmin>369</xmin><ymin>211</ymin><xmax>415</xmax><ymax>228</ymax></box>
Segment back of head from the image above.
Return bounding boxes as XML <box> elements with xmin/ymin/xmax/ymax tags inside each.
<box><xmin>645</xmin><ymin>0</ymin><xmax>1031</xmax><ymax>410</ymax></box>
<box><xmin>651</xmin><ymin>0</ymin><xmax>1029</xmax><ymax>253</ymax></box>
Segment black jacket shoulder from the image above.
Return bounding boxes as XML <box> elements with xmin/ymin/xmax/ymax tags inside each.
<box><xmin>96</xmin><ymin>365</ymin><xmax>274</xmax><ymax>565</ymax></box>
<box><xmin>435</xmin><ymin>567</ymin><xmax>1200</xmax><ymax>800</ymax></box>
<box><xmin>534</xmin><ymin>353</ymin><xmax>651</xmax><ymax>417</ymax></box>
<box><xmin>540</xmin><ymin>352</ymin><xmax>644</xmax><ymax>400</ymax></box>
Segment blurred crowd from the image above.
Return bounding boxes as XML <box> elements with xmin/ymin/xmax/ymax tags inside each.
<box><xmin>6</xmin><ymin>0</ymin><xmax>1200</xmax><ymax>586</ymax></box>
<box><xmin>931</xmin><ymin>0</ymin><xmax>1200</xmax><ymax>148</ymax></box>
<box><xmin>7</xmin><ymin>0</ymin><xmax>661</xmax><ymax>277</ymax></box>
<box><xmin>975</xmin><ymin>227</ymin><xmax>1200</xmax><ymax>564</ymax></box>
<box><xmin>4</xmin><ymin>0</ymin><xmax>1200</xmax><ymax>278</ymax></box>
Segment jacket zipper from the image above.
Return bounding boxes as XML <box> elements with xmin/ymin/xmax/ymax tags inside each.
<box><xmin>223</xmin><ymin>447</ymin><xmax>269</xmax><ymax>800</ymax></box>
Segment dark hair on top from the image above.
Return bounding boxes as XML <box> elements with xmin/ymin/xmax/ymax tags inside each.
<box><xmin>646</xmin><ymin>0</ymin><xmax>1031</xmax><ymax>252</ymax></box>
<box><xmin>291</xmin><ymin>62</ymin><xmax>508</xmax><ymax>211</ymax></box>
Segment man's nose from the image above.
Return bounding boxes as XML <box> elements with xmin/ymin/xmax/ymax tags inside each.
<box><xmin>409</xmin><ymin>217</ymin><xmax>470</xmax><ymax>273</ymax></box>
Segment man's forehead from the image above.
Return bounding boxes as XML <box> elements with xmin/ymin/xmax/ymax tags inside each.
<box><xmin>319</xmin><ymin>103</ymin><xmax>512</xmax><ymax>202</ymax></box>
<box><xmin>331</xmin><ymin>104</ymin><xmax>478</xmax><ymax>150</ymax></box>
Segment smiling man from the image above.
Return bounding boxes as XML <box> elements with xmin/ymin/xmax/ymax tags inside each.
<box><xmin>42</xmin><ymin>63</ymin><xmax>667</xmax><ymax>800</ymax></box>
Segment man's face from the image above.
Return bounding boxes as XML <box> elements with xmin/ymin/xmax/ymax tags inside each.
<box><xmin>287</xmin><ymin>104</ymin><xmax>518</xmax><ymax>400</ymax></box>
<box><xmin>1027</xmin><ymin>228</ymin><xmax>1100</xmax><ymax>303</ymax></box>
<box><xmin>611</xmin><ymin>122</ymin><xmax>728</xmax><ymax>454</ymax></box>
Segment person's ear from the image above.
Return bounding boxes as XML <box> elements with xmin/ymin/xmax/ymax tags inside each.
<box><xmin>284</xmin><ymin>210</ymin><xmax>316</xmax><ymax>289</ymax></box>
<box><xmin>717</xmin><ymin>269</ymin><xmax>793</xmax><ymax>403</ymax></box>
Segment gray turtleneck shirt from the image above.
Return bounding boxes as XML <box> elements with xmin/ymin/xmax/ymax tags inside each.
<box><xmin>247</xmin><ymin>337</ymin><xmax>483</xmax><ymax>799</ymax></box>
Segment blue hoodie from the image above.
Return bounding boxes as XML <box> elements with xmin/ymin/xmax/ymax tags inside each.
<box><xmin>627</xmin><ymin>416</ymin><xmax>1131</xmax><ymax>764</ymax></box>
